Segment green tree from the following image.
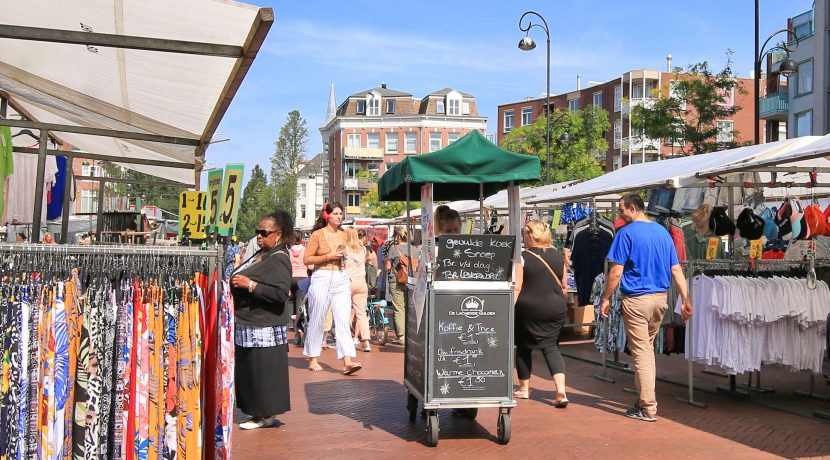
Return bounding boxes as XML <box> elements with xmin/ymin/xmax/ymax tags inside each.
<box><xmin>632</xmin><ymin>56</ymin><xmax>746</xmax><ymax>155</ymax></box>
<box><xmin>103</xmin><ymin>164</ymin><xmax>185</xmax><ymax>212</ymax></box>
<box><xmin>362</xmin><ymin>189</ymin><xmax>420</xmax><ymax>219</ymax></box>
<box><xmin>270</xmin><ymin>110</ymin><xmax>308</xmax><ymax>217</ymax></box>
<box><xmin>236</xmin><ymin>165</ymin><xmax>274</xmax><ymax>240</ymax></box>
<box><xmin>500</xmin><ymin>106</ymin><xmax>608</xmax><ymax>183</ymax></box>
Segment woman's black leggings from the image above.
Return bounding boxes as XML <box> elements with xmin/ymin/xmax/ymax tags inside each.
<box><xmin>516</xmin><ymin>345</ymin><xmax>566</xmax><ymax>380</ymax></box>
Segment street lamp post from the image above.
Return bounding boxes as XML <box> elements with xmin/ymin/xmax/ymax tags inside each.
<box><xmin>754</xmin><ymin>1</ymin><xmax>799</xmax><ymax>145</ymax></box>
<box><xmin>518</xmin><ymin>11</ymin><xmax>551</xmax><ymax>183</ymax></box>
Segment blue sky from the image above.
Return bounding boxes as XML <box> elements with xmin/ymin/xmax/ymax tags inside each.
<box><xmin>205</xmin><ymin>0</ymin><xmax>813</xmax><ymax>185</ymax></box>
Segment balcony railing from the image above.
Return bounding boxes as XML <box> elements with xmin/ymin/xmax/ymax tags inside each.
<box><xmin>343</xmin><ymin>177</ymin><xmax>374</xmax><ymax>190</ymax></box>
<box><xmin>343</xmin><ymin>146</ymin><xmax>383</xmax><ymax>159</ymax></box>
<box><xmin>759</xmin><ymin>93</ymin><xmax>788</xmax><ymax>119</ymax></box>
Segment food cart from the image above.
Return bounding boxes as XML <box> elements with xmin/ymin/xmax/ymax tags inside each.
<box><xmin>378</xmin><ymin>131</ymin><xmax>540</xmax><ymax>446</ymax></box>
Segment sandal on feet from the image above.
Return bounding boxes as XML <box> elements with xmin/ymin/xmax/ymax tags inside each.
<box><xmin>343</xmin><ymin>363</ymin><xmax>363</xmax><ymax>375</ymax></box>
<box><xmin>307</xmin><ymin>363</ymin><xmax>323</xmax><ymax>372</ymax></box>
<box><xmin>554</xmin><ymin>399</ymin><xmax>569</xmax><ymax>408</ymax></box>
<box><xmin>513</xmin><ymin>389</ymin><xmax>529</xmax><ymax>399</ymax></box>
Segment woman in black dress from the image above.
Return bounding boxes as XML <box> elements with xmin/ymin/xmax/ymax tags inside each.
<box><xmin>513</xmin><ymin>219</ymin><xmax>570</xmax><ymax>407</ymax></box>
<box><xmin>230</xmin><ymin>211</ymin><xmax>293</xmax><ymax>429</ymax></box>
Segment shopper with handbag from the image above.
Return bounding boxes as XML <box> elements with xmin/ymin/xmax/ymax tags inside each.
<box><xmin>513</xmin><ymin>219</ymin><xmax>570</xmax><ymax>407</ymax></box>
<box><xmin>384</xmin><ymin>226</ymin><xmax>420</xmax><ymax>345</ymax></box>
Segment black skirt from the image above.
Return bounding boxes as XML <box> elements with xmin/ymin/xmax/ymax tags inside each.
<box><xmin>235</xmin><ymin>344</ymin><xmax>291</xmax><ymax>417</ymax></box>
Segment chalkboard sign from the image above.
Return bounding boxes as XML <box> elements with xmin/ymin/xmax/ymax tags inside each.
<box><xmin>429</xmin><ymin>291</ymin><xmax>512</xmax><ymax>400</ymax></box>
<box><xmin>435</xmin><ymin>235</ymin><xmax>515</xmax><ymax>282</ymax></box>
<box><xmin>404</xmin><ymin>287</ymin><xmax>427</xmax><ymax>397</ymax></box>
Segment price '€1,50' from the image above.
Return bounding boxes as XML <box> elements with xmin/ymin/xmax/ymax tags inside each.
<box><xmin>178</xmin><ymin>191</ymin><xmax>207</xmax><ymax>240</ymax></box>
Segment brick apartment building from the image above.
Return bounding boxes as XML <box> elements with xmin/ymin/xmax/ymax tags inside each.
<box><xmin>319</xmin><ymin>83</ymin><xmax>487</xmax><ymax>216</ymax></box>
<box><xmin>498</xmin><ymin>70</ymin><xmax>760</xmax><ymax>172</ymax></box>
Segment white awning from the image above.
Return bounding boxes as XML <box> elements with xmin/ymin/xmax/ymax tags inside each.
<box><xmin>529</xmin><ymin>137</ymin><xmax>823</xmax><ymax>204</ymax></box>
<box><xmin>1</xmin><ymin>0</ymin><xmax>273</xmax><ymax>185</ymax></box>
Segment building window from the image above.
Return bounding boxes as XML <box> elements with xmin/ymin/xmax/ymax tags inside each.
<box><xmin>347</xmin><ymin>133</ymin><xmax>361</xmax><ymax>148</ymax></box>
<box><xmin>448</xmin><ymin>132</ymin><xmax>460</xmax><ymax>144</ymax></box>
<box><xmin>368</xmin><ymin>98</ymin><xmax>380</xmax><ymax>116</ymax></box>
<box><xmin>405</xmin><ymin>132</ymin><xmax>417</xmax><ymax>153</ymax></box>
<box><xmin>795</xmin><ymin>59</ymin><xmax>813</xmax><ymax>96</ymax></box>
<box><xmin>367</xmin><ymin>133</ymin><xmax>380</xmax><ymax>149</ymax></box>
<box><xmin>670</xmin><ymin>122</ymin><xmax>685</xmax><ymax>147</ymax></box>
<box><xmin>367</xmin><ymin>162</ymin><xmax>380</xmax><ymax>175</ymax></box>
<box><xmin>521</xmin><ymin>107</ymin><xmax>532</xmax><ymax>126</ymax></box>
<box><xmin>613</xmin><ymin>121</ymin><xmax>622</xmax><ymax>149</ymax></box>
<box><xmin>669</xmin><ymin>81</ymin><xmax>687</xmax><ymax>110</ymax></box>
<box><xmin>795</xmin><ymin>110</ymin><xmax>813</xmax><ymax>136</ymax></box>
<box><xmin>300</xmin><ymin>183</ymin><xmax>307</xmax><ymax>198</ymax></box>
<box><xmin>344</xmin><ymin>161</ymin><xmax>360</xmax><ymax>178</ymax></box>
<box><xmin>568</xmin><ymin>99</ymin><xmax>579</xmax><ymax>111</ymax></box>
<box><xmin>592</xmin><ymin>91</ymin><xmax>602</xmax><ymax>107</ymax></box>
<box><xmin>612</xmin><ymin>156</ymin><xmax>621</xmax><ymax>171</ymax></box>
<box><xmin>504</xmin><ymin>109</ymin><xmax>514</xmax><ymax>132</ymax></box>
<box><xmin>80</xmin><ymin>189</ymin><xmax>98</xmax><ymax>213</ymax></box>
<box><xmin>716</xmin><ymin>121</ymin><xmax>734</xmax><ymax>143</ymax></box>
<box><xmin>347</xmin><ymin>193</ymin><xmax>361</xmax><ymax>207</ymax></box>
<box><xmin>462</xmin><ymin>101</ymin><xmax>471</xmax><ymax>115</ymax></box>
<box><xmin>356</xmin><ymin>100</ymin><xmax>366</xmax><ymax>114</ymax></box>
<box><xmin>448</xmin><ymin>98</ymin><xmax>461</xmax><ymax>115</ymax></box>
<box><xmin>386</xmin><ymin>133</ymin><xmax>399</xmax><ymax>153</ymax></box>
<box><xmin>300</xmin><ymin>205</ymin><xmax>306</xmax><ymax>219</ymax></box>
<box><xmin>632</xmin><ymin>83</ymin><xmax>644</xmax><ymax>99</ymax></box>
<box><xmin>429</xmin><ymin>132</ymin><xmax>442</xmax><ymax>152</ymax></box>
<box><xmin>436</xmin><ymin>100</ymin><xmax>445</xmax><ymax>114</ymax></box>
<box><xmin>717</xmin><ymin>87</ymin><xmax>735</xmax><ymax>106</ymax></box>
<box><xmin>614</xmin><ymin>85</ymin><xmax>622</xmax><ymax>112</ymax></box>
<box><xmin>386</xmin><ymin>100</ymin><xmax>395</xmax><ymax>114</ymax></box>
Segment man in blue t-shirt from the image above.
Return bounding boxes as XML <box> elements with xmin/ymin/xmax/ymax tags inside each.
<box><xmin>600</xmin><ymin>194</ymin><xmax>692</xmax><ymax>422</ymax></box>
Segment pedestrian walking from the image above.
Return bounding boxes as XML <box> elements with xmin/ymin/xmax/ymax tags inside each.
<box><xmin>230</xmin><ymin>211</ymin><xmax>293</xmax><ymax>430</ymax></box>
<box><xmin>303</xmin><ymin>202</ymin><xmax>363</xmax><ymax>375</ymax></box>
<box><xmin>344</xmin><ymin>228</ymin><xmax>372</xmax><ymax>352</ymax></box>
<box><xmin>600</xmin><ymin>194</ymin><xmax>692</xmax><ymax>422</ymax></box>
<box><xmin>384</xmin><ymin>226</ymin><xmax>420</xmax><ymax>345</ymax></box>
<box><xmin>512</xmin><ymin>220</ymin><xmax>570</xmax><ymax>407</ymax></box>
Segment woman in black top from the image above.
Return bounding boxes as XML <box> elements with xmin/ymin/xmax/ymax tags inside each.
<box><xmin>513</xmin><ymin>219</ymin><xmax>570</xmax><ymax>407</ymax></box>
<box><xmin>230</xmin><ymin>211</ymin><xmax>293</xmax><ymax>429</ymax></box>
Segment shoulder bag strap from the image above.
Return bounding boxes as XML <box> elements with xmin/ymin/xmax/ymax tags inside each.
<box><xmin>524</xmin><ymin>249</ymin><xmax>565</xmax><ymax>290</ymax></box>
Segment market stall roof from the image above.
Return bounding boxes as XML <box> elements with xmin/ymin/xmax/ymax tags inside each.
<box><xmin>0</xmin><ymin>0</ymin><xmax>273</xmax><ymax>185</ymax></box>
<box><xmin>483</xmin><ymin>180</ymin><xmax>579</xmax><ymax>209</ymax></box>
<box><xmin>378</xmin><ymin>130</ymin><xmax>540</xmax><ymax>201</ymax></box>
<box><xmin>528</xmin><ymin>136</ymin><xmax>822</xmax><ymax>204</ymax></box>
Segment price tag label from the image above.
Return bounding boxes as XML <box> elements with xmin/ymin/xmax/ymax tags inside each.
<box><xmin>207</xmin><ymin>169</ymin><xmax>224</xmax><ymax>234</ymax></box>
<box><xmin>217</xmin><ymin>164</ymin><xmax>244</xmax><ymax>236</ymax></box>
<box><xmin>749</xmin><ymin>239</ymin><xmax>763</xmax><ymax>259</ymax></box>
<box><xmin>706</xmin><ymin>237</ymin><xmax>720</xmax><ymax>260</ymax></box>
<box><xmin>178</xmin><ymin>191</ymin><xmax>207</xmax><ymax>240</ymax></box>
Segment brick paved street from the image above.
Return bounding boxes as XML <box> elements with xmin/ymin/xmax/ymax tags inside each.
<box><xmin>232</xmin><ymin>339</ymin><xmax>830</xmax><ymax>459</ymax></box>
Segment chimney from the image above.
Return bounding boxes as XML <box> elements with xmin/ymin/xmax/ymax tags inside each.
<box><xmin>381</xmin><ymin>81</ymin><xmax>387</xmax><ymax>89</ymax></box>
<box><xmin>666</xmin><ymin>54</ymin><xmax>673</xmax><ymax>72</ymax></box>
<box><xmin>577</xmin><ymin>74</ymin><xmax>581</xmax><ymax>90</ymax></box>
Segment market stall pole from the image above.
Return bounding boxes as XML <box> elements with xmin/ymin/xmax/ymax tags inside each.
<box><xmin>378</xmin><ymin>130</ymin><xmax>539</xmax><ymax>447</ymax></box>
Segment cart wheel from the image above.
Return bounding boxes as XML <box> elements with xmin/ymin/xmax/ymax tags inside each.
<box><xmin>426</xmin><ymin>412</ymin><xmax>439</xmax><ymax>447</ymax></box>
<box><xmin>407</xmin><ymin>394</ymin><xmax>418</xmax><ymax>422</ymax></box>
<box><xmin>497</xmin><ymin>412</ymin><xmax>511</xmax><ymax>445</ymax></box>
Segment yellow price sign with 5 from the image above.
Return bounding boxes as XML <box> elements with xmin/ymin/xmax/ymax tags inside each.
<box><xmin>217</xmin><ymin>164</ymin><xmax>244</xmax><ymax>236</ymax></box>
<box><xmin>178</xmin><ymin>191</ymin><xmax>208</xmax><ymax>240</ymax></box>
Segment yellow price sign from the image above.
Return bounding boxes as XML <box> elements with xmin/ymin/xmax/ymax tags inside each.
<box><xmin>749</xmin><ymin>239</ymin><xmax>763</xmax><ymax>259</ymax></box>
<box><xmin>706</xmin><ymin>237</ymin><xmax>720</xmax><ymax>260</ymax></box>
<box><xmin>217</xmin><ymin>164</ymin><xmax>244</xmax><ymax>236</ymax></box>
<box><xmin>178</xmin><ymin>191</ymin><xmax>207</xmax><ymax>240</ymax></box>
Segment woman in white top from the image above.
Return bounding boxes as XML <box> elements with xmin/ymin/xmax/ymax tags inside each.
<box><xmin>344</xmin><ymin>228</ymin><xmax>372</xmax><ymax>352</ymax></box>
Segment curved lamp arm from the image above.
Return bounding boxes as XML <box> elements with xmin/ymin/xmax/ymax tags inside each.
<box><xmin>518</xmin><ymin>11</ymin><xmax>550</xmax><ymax>39</ymax></box>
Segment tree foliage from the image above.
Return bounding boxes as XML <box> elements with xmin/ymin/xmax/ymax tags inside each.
<box><xmin>500</xmin><ymin>105</ymin><xmax>608</xmax><ymax>183</ymax></box>
<box><xmin>631</xmin><ymin>57</ymin><xmax>747</xmax><ymax>155</ymax></box>
<box><xmin>270</xmin><ymin>110</ymin><xmax>308</xmax><ymax>217</ymax></box>
<box><xmin>236</xmin><ymin>165</ymin><xmax>275</xmax><ymax>240</ymax></box>
<box><xmin>362</xmin><ymin>189</ymin><xmax>420</xmax><ymax>219</ymax></box>
<box><xmin>103</xmin><ymin>164</ymin><xmax>184</xmax><ymax>213</ymax></box>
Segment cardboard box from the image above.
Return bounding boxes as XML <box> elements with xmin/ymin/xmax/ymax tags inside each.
<box><xmin>569</xmin><ymin>304</ymin><xmax>595</xmax><ymax>334</ymax></box>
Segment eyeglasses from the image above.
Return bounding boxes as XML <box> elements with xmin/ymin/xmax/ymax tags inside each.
<box><xmin>255</xmin><ymin>229</ymin><xmax>280</xmax><ymax>237</ymax></box>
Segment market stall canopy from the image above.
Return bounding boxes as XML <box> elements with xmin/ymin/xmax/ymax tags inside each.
<box><xmin>0</xmin><ymin>0</ymin><xmax>273</xmax><ymax>185</ymax></box>
<box><xmin>529</xmin><ymin>136</ymin><xmax>821</xmax><ymax>204</ymax></box>
<box><xmin>378</xmin><ymin>130</ymin><xmax>540</xmax><ymax>201</ymax></box>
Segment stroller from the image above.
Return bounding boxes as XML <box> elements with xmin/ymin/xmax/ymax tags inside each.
<box><xmin>292</xmin><ymin>277</ymin><xmax>311</xmax><ymax>346</ymax></box>
<box><xmin>367</xmin><ymin>296</ymin><xmax>395</xmax><ymax>345</ymax></box>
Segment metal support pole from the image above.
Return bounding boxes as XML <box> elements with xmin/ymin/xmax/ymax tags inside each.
<box><xmin>754</xmin><ymin>0</ymin><xmax>761</xmax><ymax>145</ymax></box>
<box><xmin>30</xmin><ymin>130</ymin><xmax>48</xmax><ymax>243</ymax></box>
<box><xmin>60</xmin><ymin>155</ymin><xmax>73</xmax><ymax>243</ymax></box>
<box><xmin>675</xmin><ymin>260</ymin><xmax>707</xmax><ymax>408</ymax></box>
<box><xmin>95</xmin><ymin>178</ymin><xmax>106</xmax><ymax>241</ymax></box>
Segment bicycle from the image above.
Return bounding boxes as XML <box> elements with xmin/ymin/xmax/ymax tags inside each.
<box><xmin>367</xmin><ymin>298</ymin><xmax>392</xmax><ymax>345</ymax></box>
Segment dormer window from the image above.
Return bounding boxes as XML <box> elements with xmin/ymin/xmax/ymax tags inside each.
<box><xmin>386</xmin><ymin>100</ymin><xmax>395</xmax><ymax>114</ymax></box>
<box><xmin>368</xmin><ymin>97</ymin><xmax>380</xmax><ymax>116</ymax></box>
<box><xmin>448</xmin><ymin>98</ymin><xmax>460</xmax><ymax>115</ymax></box>
<box><xmin>436</xmin><ymin>100</ymin><xmax>445</xmax><ymax>114</ymax></box>
<box><xmin>356</xmin><ymin>100</ymin><xmax>366</xmax><ymax>114</ymax></box>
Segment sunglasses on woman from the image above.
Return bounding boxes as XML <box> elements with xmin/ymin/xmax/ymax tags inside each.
<box><xmin>255</xmin><ymin>229</ymin><xmax>280</xmax><ymax>237</ymax></box>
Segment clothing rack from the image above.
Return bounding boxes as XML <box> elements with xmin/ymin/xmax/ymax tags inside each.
<box><xmin>0</xmin><ymin>242</ymin><xmax>221</xmax><ymax>258</ymax></box>
<box><xmin>678</xmin><ymin>258</ymin><xmax>830</xmax><ymax>412</ymax></box>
